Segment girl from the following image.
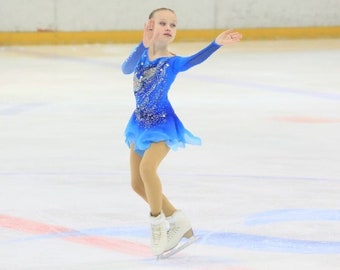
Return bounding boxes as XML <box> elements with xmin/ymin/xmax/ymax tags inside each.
<box><xmin>121</xmin><ymin>8</ymin><xmax>242</xmax><ymax>256</ymax></box>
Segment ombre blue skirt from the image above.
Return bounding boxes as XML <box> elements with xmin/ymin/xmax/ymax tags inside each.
<box><xmin>124</xmin><ymin>110</ymin><xmax>201</xmax><ymax>156</ymax></box>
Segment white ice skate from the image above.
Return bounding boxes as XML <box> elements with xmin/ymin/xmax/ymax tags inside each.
<box><xmin>149</xmin><ymin>212</ymin><xmax>167</xmax><ymax>256</ymax></box>
<box><xmin>159</xmin><ymin>210</ymin><xmax>197</xmax><ymax>258</ymax></box>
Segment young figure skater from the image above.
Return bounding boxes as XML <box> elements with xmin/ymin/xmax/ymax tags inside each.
<box><xmin>121</xmin><ymin>8</ymin><xmax>242</xmax><ymax>256</ymax></box>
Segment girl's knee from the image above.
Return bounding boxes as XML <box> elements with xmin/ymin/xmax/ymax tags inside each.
<box><xmin>131</xmin><ymin>177</ymin><xmax>144</xmax><ymax>195</ymax></box>
<box><xmin>139</xmin><ymin>161</ymin><xmax>156</xmax><ymax>180</ymax></box>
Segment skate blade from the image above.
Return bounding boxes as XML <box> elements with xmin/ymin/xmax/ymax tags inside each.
<box><xmin>158</xmin><ymin>235</ymin><xmax>199</xmax><ymax>259</ymax></box>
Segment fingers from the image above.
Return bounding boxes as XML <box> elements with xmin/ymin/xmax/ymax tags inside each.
<box><xmin>224</xmin><ymin>29</ymin><xmax>234</xmax><ymax>35</ymax></box>
<box><xmin>143</xmin><ymin>19</ymin><xmax>155</xmax><ymax>47</ymax></box>
<box><xmin>145</xmin><ymin>19</ymin><xmax>154</xmax><ymax>32</ymax></box>
<box><xmin>223</xmin><ymin>29</ymin><xmax>241</xmax><ymax>39</ymax></box>
<box><xmin>216</xmin><ymin>29</ymin><xmax>243</xmax><ymax>45</ymax></box>
<box><xmin>229</xmin><ymin>32</ymin><xmax>242</xmax><ymax>41</ymax></box>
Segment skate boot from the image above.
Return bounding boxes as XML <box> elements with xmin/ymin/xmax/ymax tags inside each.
<box><xmin>149</xmin><ymin>212</ymin><xmax>167</xmax><ymax>256</ymax></box>
<box><xmin>165</xmin><ymin>210</ymin><xmax>193</xmax><ymax>251</ymax></box>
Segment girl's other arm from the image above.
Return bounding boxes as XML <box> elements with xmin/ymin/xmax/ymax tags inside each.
<box><xmin>121</xmin><ymin>42</ymin><xmax>146</xmax><ymax>74</ymax></box>
<box><xmin>121</xmin><ymin>20</ymin><xmax>157</xmax><ymax>74</ymax></box>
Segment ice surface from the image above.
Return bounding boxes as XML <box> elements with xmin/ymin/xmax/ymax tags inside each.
<box><xmin>1</xmin><ymin>39</ymin><xmax>340</xmax><ymax>269</ymax></box>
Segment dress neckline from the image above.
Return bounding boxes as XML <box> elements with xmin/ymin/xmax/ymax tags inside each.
<box><xmin>147</xmin><ymin>50</ymin><xmax>175</xmax><ymax>62</ymax></box>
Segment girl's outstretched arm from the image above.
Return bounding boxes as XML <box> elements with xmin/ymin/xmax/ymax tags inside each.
<box><xmin>173</xmin><ymin>29</ymin><xmax>242</xmax><ymax>72</ymax></box>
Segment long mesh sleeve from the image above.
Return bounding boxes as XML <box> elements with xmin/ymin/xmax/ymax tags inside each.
<box><xmin>121</xmin><ymin>42</ymin><xmax>147</xmax><ymax>74</ymax></box>
<box><xmin>173</xmin><ymin>41</ymin><xmax>221</xmax><ymax>72</ymax></box>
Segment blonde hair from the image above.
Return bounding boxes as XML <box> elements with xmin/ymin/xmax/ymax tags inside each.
<box><xmin>148</xmin><ymin>8</ymin><xmax>175</xmax><ymax>19</ymax></box>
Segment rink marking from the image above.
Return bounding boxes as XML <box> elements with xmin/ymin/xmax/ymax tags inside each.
<box><xmin>0</xmin><ymin>214</ymin><xmax>151</xmax><ymax>257</ymax></box>
<box><xmin>1</xmin><ymin>209</ymin><xmax>340</xmax><ymax>254</ymax></box>
<box><xmin>199</xmin><ymin>231</ymin><xmax>340</xmax><ymax>254</ymax></box>
<box><xmin>245</xmin><ymin>209</ymin><xmax>340</xmax><ymax>225</ymax></box>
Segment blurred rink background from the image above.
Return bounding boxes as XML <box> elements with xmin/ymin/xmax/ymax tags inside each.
<box><xmin>1</xmin><ymin>1</ymin><xmax>340</xmax><ymax>269</ymax></box>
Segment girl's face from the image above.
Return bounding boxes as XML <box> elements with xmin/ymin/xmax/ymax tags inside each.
<box><xmin>151</xmin><ymin>10</ymin><xmax>177</xmax><ymax>44</ymax></box>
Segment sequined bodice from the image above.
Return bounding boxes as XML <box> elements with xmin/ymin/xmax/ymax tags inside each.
<box><xmin>133</xmin><ymin>56</ymin><xmax>176</xmax><ymax>128</ymax></box>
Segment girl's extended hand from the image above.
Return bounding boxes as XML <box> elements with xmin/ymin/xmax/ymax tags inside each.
<box><xmin>143</xmin><ymin>19</ymin><xmax>155</xmax><ymax>48</ymax></box>
<box><xmin>215</xmin><ymin>29</ymin><xmax>242</xmax><ymax>45</ymax></box>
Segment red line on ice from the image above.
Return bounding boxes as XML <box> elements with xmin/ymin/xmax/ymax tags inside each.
<box><xmin>0</xmin><ymin>214</ymin><xmax>151</xmax><ymax>257</ymax></box>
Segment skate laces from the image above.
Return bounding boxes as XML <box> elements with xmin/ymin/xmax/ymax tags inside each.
<box><xmin>150</xmin><ymin>212</ymin><xmax>167</xmax><ymax>255</ymax></box>
<box><xmin>165</xmin><ymin>211</ymin><xmax>193</xmax><ymax>252</ymax></box>
<box><xmin>167</xmin><ymin>222</ymin><xmax>180</xmax><ymax>241</ymax></box>
<box><xmin>151</xmin><ymin>223</ymin><xmax>163</xmax><ymax>243</ymax></box>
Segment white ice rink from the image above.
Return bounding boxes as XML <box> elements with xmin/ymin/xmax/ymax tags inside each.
<box><xmin>1</xmin><ymin>39</ymin><xmax>340</xmax><ymax>269</ymax></box>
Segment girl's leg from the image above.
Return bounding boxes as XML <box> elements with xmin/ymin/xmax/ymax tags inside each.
<box><xmin>140</xmin><ymin>141</ymin><xmax>169</xmax><ymax>216</ymax></box>
<box><xmin>130</xmin><ymin>142</ymin><xmax>173</xmax><ymax>255</ymax></box>
<box><xmin>130</xmin><ymin>144</ymin><xmax>176</xmax><ymax>217</ymax></box>
<box><xmin>129</xmin><ymin>143</ymin><xmax>193</xmax><ymax>254</ymax></box>
<box><xmin>129</xmin><ymin>146</ymin><xmax>147</xmax><ymax>201</ymax></box>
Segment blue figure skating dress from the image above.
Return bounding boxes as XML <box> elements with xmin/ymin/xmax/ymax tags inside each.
<box><xmin>122</xmin><ymin>41</ymin><xmax>221</xmax><ymax>156</ymax></box>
